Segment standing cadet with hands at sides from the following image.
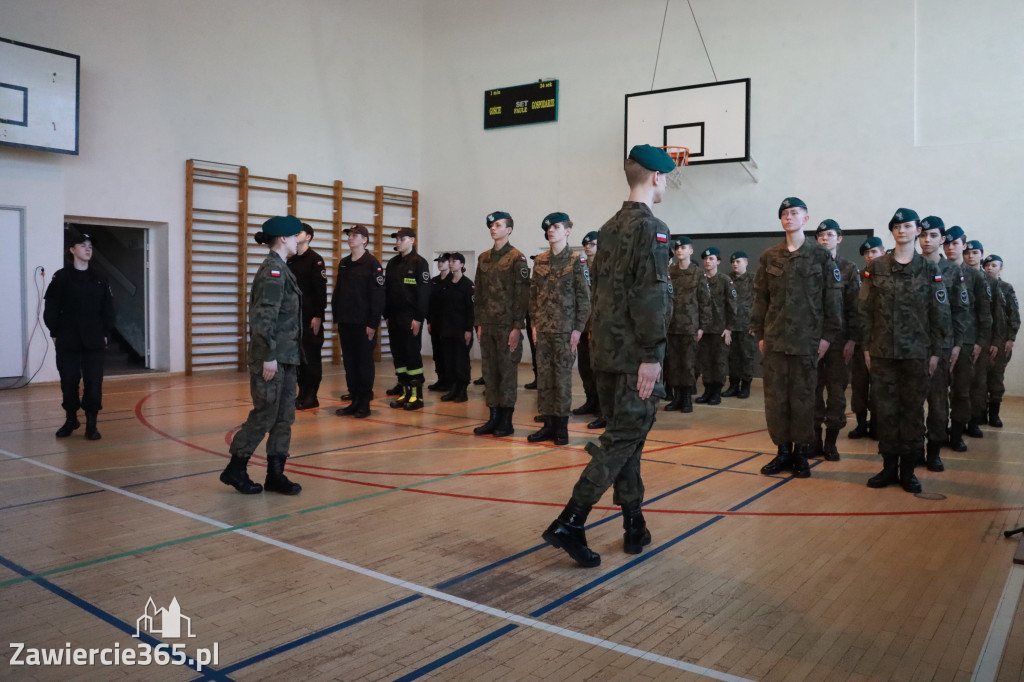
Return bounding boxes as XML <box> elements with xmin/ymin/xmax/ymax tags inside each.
<box><xmin>542</xmin><ymin>145</ymin><xmax>674</xmax><ymax>568</ymax></box>
<box><xmin>427</xmin><ymin>253</ymin><xmax>452</xmax><ymax>393</ymax></box>
<box><xmin>384</xmin><ymin>228</ymin><xmax>431</xmax><ymax>411</ymax></box>
<box><xmin>983</xmin><ymin>255</ymin><xmax>1020</xmax><ymax>428</ymax></box>
<box><xmin>663</xmin><ymin>237</ymin><xmax>711</xmax><ymax>413</ymax></box>
<box><xmin>965</xmin><ymin>240</ymin><xmax>1001</xmax><ymax>430</ymax></box>
<box><xmin>474</xmin><ymin>212</ymin><xmax>530</xmax><ymax>438</ymax></box>
<box><xmin>288</xmin><ymin>223</ymin><xmax>328</xmax><ymax>410</ymax></box>
<box><xmin>722</xmin><ymin>251</ymin><xmax>756</xmax><ymax>399</ymax></box>
<box><xmin>849</xmin><ymin>236</ymin><xmax>886</xmax><ymax>439</ymax></box>
<box><xmin>220</xmin><ymin>215</ymin><xmax>305</xmax><ymax>496</ymax></box>
<box><xmin>695</xmin><ymin>246</ymin><xmax>736</xmax><ymax>406</ymax></box>
<box><xmin>437</xmin><ymin>253</ymin><xmax>475</xmax><ymax>403</ymax></box>
<box><xmin>572</xmin><ymin>231</ymin><xmax>605</xmax><ymax>428</ymax></box>
<box><xmin>527</xmin><ymin>212</ymin><xmax>591</xmax><ymax>446</ymax></box>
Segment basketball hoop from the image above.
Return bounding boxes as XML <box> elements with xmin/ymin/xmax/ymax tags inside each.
<box><xmin>658</xmin><ymin>146</ymin><xmax>689</xmax><ymax>189</ymax></box>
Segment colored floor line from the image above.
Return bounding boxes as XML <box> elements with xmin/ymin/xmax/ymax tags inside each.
<box><xmin>971</xmin><ymin>563</ymin><xmax>1024</xmax><ymax>682</ymax></box>
<box><xmin>0</xmin><ymin>552</ymin><xmax>233</xmax><ymax>681</ymax></box>
<box><xmin>0</xmin><ymin>449</ymin><xmax>751</xmax><ymax>680</ymax></box>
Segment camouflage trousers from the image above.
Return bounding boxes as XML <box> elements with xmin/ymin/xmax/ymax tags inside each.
<box><xmin>761</xmin><ymin>351</ymin><xmax>817</xmax><ymax>446</ymax></box>
<box><xmin>479</xmin><ymin>325</ymin><xmax>523</xmax><ymax>408</ymax></box>
<box><xmin>871</xmin><ymin>357</ymin><xmax>928</xmax><ymax>456</ymax></box>
<box><xmin>664</xmin><ymin>333</ymin><xmax>698</xmax><ymax>389</ymax></box>
<box><xmin>571</xmin><ymin>370</ymin><xmax>656</xmax><ymax>507</ymax></box>
<box><xmin>728</xmin><ymin>330</ymin><xmax>758</xmax><ymax>381</ymax></box>
<box><xmin>925</xmin><ymin>349</ymin><xmax>952</xmax><ymax>444</ymax></box>
<box><xmin>230</xmin><ymin>363</ymin><xmax>297</xmax><ymax>459</ymax></box>
<box><xmin>813</xmin><ymin>345</ymin><xmax>849</xmax><ymax>429</ymax></box>
<box><xmin>987</xmin><ymin>345</ymin><xmax>1013</xmax><ymax>402</ymax></box>
<box><xmin>970</xmin><ymin>349</ymin><xmax>992</xmax><ymax>421</ymax></box>
<box><xmin>949</xmin><ymin>347</ymin><xmax>974</xmax><ymax>423</ymax></box>
<box><xmin>698</xmin><ymin>332</ymin><xmax>728</xmax><ymax>384</ymax></box>
<box><xmin>536</xmin><ymin>332</ymin><xmax>576</xmax><ymax>417</ymax></box>
<box><xmin>850</xmin><ymin>345</ymin><xmax>874</xmax><ymax>415</ymax></box>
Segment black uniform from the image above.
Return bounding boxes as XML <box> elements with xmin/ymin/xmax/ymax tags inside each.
<box><xmin>428</xmin><ymin>273</ymin><xmax>452</xmax><ymax>388</ymax></box>
<box><xmin>44</xmin><ymin>266</ymin><xmax>116</xmax><ymax>417</ymax></box>
<box><xmin>437</xmin><ymin>275</ymin><xmax>475</xmax><ymax>387</ymax></box>
<box><xmin>332</xmin><ymin>251</ymin><xmax>385</xmax><ymax>399</ymax></box>
<box><xmin>287</xmin><ymin>246</ymin><xmax>328</xmax><ymax>403</ymax></box>
<box><xmin>384</xmin><ymin>249</ymin><xmax>431</xmax><ymax>385</ymax></box>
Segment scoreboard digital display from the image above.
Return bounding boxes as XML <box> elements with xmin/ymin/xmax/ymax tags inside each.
<box><xmin>484</xmin><ymin>80</ymin><xmax>558</xmax><ymax>129</ymax></box>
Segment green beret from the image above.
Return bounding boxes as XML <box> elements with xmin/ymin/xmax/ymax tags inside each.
<box><xmin>673</xmin><ymin>236</ymin><xmax>692</xmax><ymax>248</ymax></box>
<box><xmin>859</xmin><ymin>236</ymin><xmax>883</xmax><ymax>255</ymax></box>
<box><xmin>701</xmin><ymin>247</ymin><xmax>721</xmax><ymax>259</ymax></box>
<box><xmin>628</xmin><ymin>144</ymin><xmax>677</xmax><ymax>173</ymax></box>
<box><xmin>778</xmin><ymin>197</ymin><xmax>807</xmax><ymax>217</ymax></box>
<box><xmin>730</xmin><ymin>251</ymin><xmax>748</xmax><ymax>261</ymax></box>
<box><xmin>262</xmin><ymin>215</ymin><xmax>303</xmax><ymax>237</ymax></box>
<box><xmin>815</xmin><ymin>219</ymin><xmax>841</xmax><ymax>235</ymax></box>
<box><xmin>486</xmin><ymin>211</ymin><xmax>512</xmax><ymax>226</ymax></box>
<box><xmin>889</xmin><ymin>208</ymin><xmax>920</xmax><ymax>227</ymax></box>
<box><xmin>944</xmin><ymin>225</ymin><xmax>966</xmax><ymax>244</ymax></box>
<box><xmin>541</xmin><ymin>212</ymin><xmax>570</xmax><ymax>233</ymax></box>
<box><xmin>982</xmin><ymin>254</ymin><xmax>1002</xmax><ymax>265</ymax></box>
<box><xmin>965</xmin><ymin>239</ymin><xmax>984</xmax><ymax>252</ymax></box>
<box><xmin>920</xmin><ymin>216</ymin><xmax>945</xmax><ymax>234</ymax></box>
<box><xmin>582</xmin><ymin>231</ymin><xmax>599</xmax><ymax>246</ymax></box>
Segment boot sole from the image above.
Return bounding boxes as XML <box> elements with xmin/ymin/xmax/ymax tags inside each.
<box><xmin>219</xmin><ymin>473</ymin><xmax>263</xmax><ymax>494</ymax></box>
<box><xmin>541</xmin><ymin>529</ymin><xmax>601</xmax><ymax>568</ymax></box>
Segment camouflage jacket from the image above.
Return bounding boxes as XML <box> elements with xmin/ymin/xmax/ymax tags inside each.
<box><xmin>993</xmin><ymin>279</ymin><xmax>1021</xmax><ymax>343</ymax></box>
<box><xmin>936</xmin><ymin>256</ymin><xmax>968</xmax><ymax>350</ymax></box>
<box><xmin>835</xmin><ymin>256</ymin><xmax>863</xmax><ymax>344</ymax></box>
<box><xmin>476</xmin><ymin>242</ymin><xmax>530</xmax><ymax>329</ymax></box>
<box><xmin>704</xmin><ymin>271</ymin><xmax>737</xmax><ymax>334</ymax></box>
<box><xmin>729</xmin><ymin>270</ymin><xmax>754</xmax><ymax>331</ymax></box>
<box><xmin>529</xmin><ymin>246</ymin><xmax>591</xmax><ymax>333</ymax></box>
<box><xmin>959</xmin><ymin>263</ymin><xmax>993</xmax><ymax>347</ymax></box>
<box><xmin>589</xmin><ymin>201</ymin><xmax>672</xmax><ymax>372</ymax></box>
<box><xmin>248</xmin><ymin>250</ymin><xmax>302</xmax><ymax>367</ymax></box>
<box><xmin>668</xmin><ymin>261</ymin><xmax>711</xmax><ymax>335</ymax></box>
<box><xmin>751</xmin><ymin>238</ymin><xmax>843</xmax><ymax>355</ymax></box>
<box><xmin>857</xmin><ymin>252</ymin><xmax>950</xmax><ymax>359</ymax></box>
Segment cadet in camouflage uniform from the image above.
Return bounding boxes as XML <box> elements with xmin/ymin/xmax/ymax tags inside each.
<box><xmin>849</xmin><ymin>236</ymin><xmax>885</xmax><ymax>439</ymax></box>
<box><xmin>983</xmin><ymin>255</ymin><xmax>1020</xmax><ymax>427</ymax></box>
<box><xmin>384</xmin><ymin>228</ymin><xmax>432</xmax><ymax>411</ymax></box>
<box><xmin>942</xmin><ymin>226</ymin><xmax>993</xmax><ymax>449</ymax></box>
<box><xmin>918</xmin><ymin>216</ymin><xmax>968</xmax><ymax>471</ymax></box>
<box><xmin>664</xmin><ymin>237</ymin><xmax>711</xmax><ymax>413</ymax></box>
<box><xmin>695</xmin><ymin>247</ymin><xmax>736</xmax><ymax>405</ymax></box>
<box><xmin>572</xmin><ymin>231</ymin><xmax>604</xmax><ymax>427</ymax></box>
<box><xmin>221</xmin><ymin>215</ymin><xmax>305</xmax><ymax>496</ymax></box>
<box><xmin>474</xmin><ymin>211</ymin><xmax>530</xmax><ymax>437</ymax></box>
<box><xmin>860</xmin><ymin>209</ymin><xmax>950</xmax><ymax>493</ymax></box>
<box><xmin>811</xmin><ymin>220</ymin><xmax>862</xmax><ymax>461</ymax></box>
<box><xmin>753</xmin><ymin>198</ymin><xmax>843</xmax><ymax>479</ymax></box>
<box><xmin>722</xmin><ymin>251</ymin><xmax>756</xmax><ymax>399</ymax></box>
<box><xmin>542</xmin><ymin>145</ymin><xmax>674</xmax><ymax>568</ymax></box>
<box><xmin>966</xmin><ymin>240</ymin><xmax>1001</xmax><ymax>429</ymax></box>
<box><xmin>527</xmin><ymin>213</ymin><xmax>591</xmax><ymax>446</ymax></box>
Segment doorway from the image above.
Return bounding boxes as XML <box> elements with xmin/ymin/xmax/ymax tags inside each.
<box><xmin>64</xmin><ymin>223</ymin><xmax>152</xmax><ymax>375</ymax></box>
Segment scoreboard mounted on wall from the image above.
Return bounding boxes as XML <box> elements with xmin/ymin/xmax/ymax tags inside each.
<box><xmin>484</xmin><ymin>80</ymin><xmax>558</xmax><ymax>129</ymax></box>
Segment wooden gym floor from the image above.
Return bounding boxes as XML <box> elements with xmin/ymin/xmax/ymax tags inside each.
<box><xmin>1</xmin><ymin>361</ymin><xmax>1023</xmax><ymax>681</ymax></box>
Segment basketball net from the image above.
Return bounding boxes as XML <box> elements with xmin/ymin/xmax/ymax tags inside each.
<box><xmin>659</xmin><ymin>146</ymin><xmax>689</xmax><ymax>189</ymax></box>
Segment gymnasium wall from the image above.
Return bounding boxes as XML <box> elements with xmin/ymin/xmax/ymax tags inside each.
<box><xmin>419</xmin><ymin>0</ymin><xmax>1024</xmax><ymax>394</ymax></box>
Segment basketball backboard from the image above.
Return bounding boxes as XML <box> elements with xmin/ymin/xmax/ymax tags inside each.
<box><xmin>0</xmin><ymin>37</ymin><xmax>80</xmax><ymax>155</ymax></box>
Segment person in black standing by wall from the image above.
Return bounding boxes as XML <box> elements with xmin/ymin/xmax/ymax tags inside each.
<box><xmin>384</xmin><ymin>228</ymin><xmax>431</xmax><ymax>411</ymax></box>
<box><xmin>438</xmin><ymin>253</ymin><xmax>475</xmax><ymax>403</ymax></box>
<box><xmin>44</xmin><ymin>232</ymin><xmax>116</xmax><ymax>440</ymax></box>
<box><xmin>333</xmin><ymin>224</ymin><xmax>385</xmax><ymax>419</ymax></box>
<box><xmin>289</xmin><ymin>223</ymin><xmax>328</xmax><ymax>410</ymax></box>
<box><xmin>427</xmin><ymin>253</ymin><xmax>452</xmax><ymax>393</ymax></box>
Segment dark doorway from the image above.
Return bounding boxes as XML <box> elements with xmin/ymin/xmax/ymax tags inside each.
<box><xmin>63</xmin><ymin>223</ymin><xmax>152</xmax><ymax>375</ymax></box>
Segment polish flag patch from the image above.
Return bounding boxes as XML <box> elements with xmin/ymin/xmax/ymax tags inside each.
<box><xmin>270</xmin><ymin>270</ymin><xmax>281</xmax><ymax>277</ymax></box>
<box><xmin>656</xmin><ymin>233</ymin><xmax>668</xmax><ymax>243</ymax></box>
<box><xmin>933</xmin><ymin>274</ymin><xmax>943</xmax><ymax>282</ymax></box>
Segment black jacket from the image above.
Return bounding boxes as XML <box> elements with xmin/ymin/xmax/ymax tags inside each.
<box><xmin>436</xmin><ymin>275</ymin><xmax>475</xmax><ymax>338</ymax></box>
<box><xmin>384</xmin><ymin>250</ymin><xmax>431</xmax><ymax>324</ymax></box>
<box><xmin>44</xmin><ymin>266</ymin><xmax>116</xmax><ymax>351</ymax></box>
<box><xmin>287</xmin><ymin>247</ymin><xmax>328</xmax><ymax>323</ymax></box>
<box><xmin>332</xmin><ymin>251</ymin><xmax>385</xmax><ymax>329</ymax></box>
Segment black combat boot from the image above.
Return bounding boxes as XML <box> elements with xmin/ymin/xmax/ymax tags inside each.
<box><xmin>663</xmin><ymin>387</ymin><xmax>682</xmax><ymax>411</ymax></box>
<box><xmin>706</xmin><ymin>383</ymin><xmax>723</xmax><ymax>406</ymax></box>
<box><xmin>474</xmin><ymin>408</ymin><xmax>500</xmax><ymax>435</ymax></box>
<box><xmin>808</xmin><ymin>425</ymin><xmax>823</xmax><ymax>458</ymax></box>
<box><xmin>737</xmin><ymin>379</ymin><xmax>751</xmax><ymax>399</ymax></box>
<box><xmin>965</xmin><ymin>419</ymin><xmax>984</xmax><ymax>438</ymax></box>
<box><xmin>572</xmin><ymin>395</ymin><xmax>598</xmax><ymax>416</ymax></box>
<box><xmin>295</xmin><ymin>388</ymin><xmax>319</xmax><ymax>410</ymax></box>
<box><xmin>524</xmin><ymin>379</ymin><xmax>537</xmax><ymax>390</ymax></box>
<box><xmin>848</xmin><ymin>412</ymin><xmax>869</xmax><ymax>439</ymax></box>
<box><xmin>760</xmin><ymin>443</ymin><xmax>793</xmax><ymax>475</ymax></box>
<box><xmin>55</xmin><ymin>410</ymin><xmax>80</xmax><ymax>438</ymax></box>
<box><xmin>336</xmin><ymin>392</ymin><xmax>360</xmax><ymax>416</ymax></box>
<box><xmin>791</xmin><ymin>444</ymin><xmax>812</xmax><ymax>478</ymax></box>
<box><xmin>473</xmin><ymin>376</ymin><xmax>485</xmax><ymax>385</ymax></box>
<box><xmin>341</xmin><ymin>392</ymin><xmax>353</xmax><ymax>401</ymax></box>
<box><xmin>353</xmin><ymin>392</ymin><xmax>372</xmax><ymax>418</ymax></box>
<box><xmin>680</xmin><ymin>388</ymin><xmax>694</xmax><ymax>413</ymax></box>
<box><xmin>528</xmin><ymin>417</ymin><xmax>556</xmax><ymax>443</ymax></box>
<box><xmin>493</xmin><ymin>407</ymin><xmax>515</xmax><ymax>437</ymax></box>
<box><xmin>385</xmin><ymin>382</ymin><xmax>403</xmax><ymax>396</ymax></box>
<box><xmin>553</xmin><ymin>416</ymin><xmax>570</xmax><ymax>446</ymax></box>
<box><xmin>621</xmin><ymin>501</ymin><xmax>652</xmax><ymax>554</ymax></box>
<box><xmin>84</xmin><ymin>412</ymin><xmax>102</xmax><ymax>440</ymax></box>
<box><xmin>403</xmin><ymin>379</ymin><xmax>425</xmax><ymax>411</ymax></box>
<box><xmin>533</xmin><ymin>414</ymin><xmax>546</xmax><ymax>423</ymax></box>
<box><xmin>948</xmin><ymin>421</ymin><xmax>968</xmax><ymax>452</ymax></box>
<box><xmin>989</xmin><ymin>401</ymin><xmax>1003</xmax><ymax>428</ymax></box>
<box><xmin>925</xmin><ymin>441</ymin><xmax>945</xmax><ymax>472</ymax></box>
<box><xmin>694</xmin><ymin>382</ymin><xmax>712</xmax><ymax>404</ymax></box>
<box><xmin>822</xmin><ymin>426</ymin><xmax>841</xmax><ymax>461</ymax></box>
<box><xmin>542</xmin><ymin>500</ymin><xmax>601</xmax><ymax>567</ymax></box>
<box><xmin>440</xmin><ymin>384</ymin><xmax>458</xmax><ymax>401</ymax></box>
<box><xmin>264</xmin><ymin>455</ymin><xmax>302</xmax><ymax>495</ymax></box>
<box><xmin>219</xmin><ymin>455</ymin><xmax>263</xmax><ymax>494</ymax></box>
<box><xmin>427</xmin><ymin>377</ymin><xmax>450</xmax><ymax>392</ymax></box>
<box><xmin>867</xmin><ymin>454</ymin><xmax>899</xmax><ymax>488</ymax></box>
<box><xmin>587</xmin><ymin>414</ymin><xmax>606</xmax><ymax>429</ymax></box>
<box><xmin>899</xmin><ymin>452</ymin><xmax>922</xmax><ymax>493</ymax></box>
<box><xmin>721</xmin><ymin>377</ymin><xmax>740</xmax><ymax>398</ymax></box>
<box><xmin>453</xmin><ymin>383</ymin><xmax>468</xmax><ymax>403</ymax></box>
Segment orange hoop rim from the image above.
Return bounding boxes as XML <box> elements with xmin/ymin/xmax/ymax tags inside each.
<box><xmin>658</xmin><ymin>146</ymin><xmax>690</xmax><ymax>167</ymax></box>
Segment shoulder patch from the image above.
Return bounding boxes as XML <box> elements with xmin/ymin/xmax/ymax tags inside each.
<box><xmin>422</xmin><ymin>271</ymin><xmax>429</xmax><ymax>282</ymax></box>
<box><xmin>270</xmin><ymin>270</ymin><xmax>281</xmax><ymax>277</ymax></box>
<box><xmin>960</xmin><ymin>289</ymin><xmax>969</xmax><ymax>304</ymax></box>
<box><xmin>864</xmin><ymin>270</ymin><xmax>871</xmax><ymax>279</ymax></box>
<box><xmin>376</xmin><ymin>275</ymin><xmax>384</xmax><ymax>286</ymax></box>
<box><xmin>656</xmin><ymin>232</ymin><xmax>668</xmax><ymax>243</ymax></box>
<box><xmin>584</xmin><ymin>269</ymin><xmax>590</xmax><ymax>283</ymax></box>
<box><xmin>520</xmin><ymin>266</ymin><xmax>529</xmax><ymax>279</ymax></box>
<box><xmin>936</xmin><ymin>289</ymin><xmax>947</xmax><ymax>304</ymax></box>
<box><xmin>520</xmin><ymin>255</ymin><xmax>527</xmax><ymax>261</ymax></box>
<box><xmin>933</xmin><ymin>274</ymin><xmax>943</xmax><ymax>282</ymax></box>
<box><xmin>833</xmin><ymin>267</ymin><xmax>841</xmax><ymax>282</ymax></box>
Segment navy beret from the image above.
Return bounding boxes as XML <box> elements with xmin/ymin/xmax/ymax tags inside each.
<box><xmin>628</xmin><ymin>144</ymin><xmax>678</xmax><ymax>173</ymax></box>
